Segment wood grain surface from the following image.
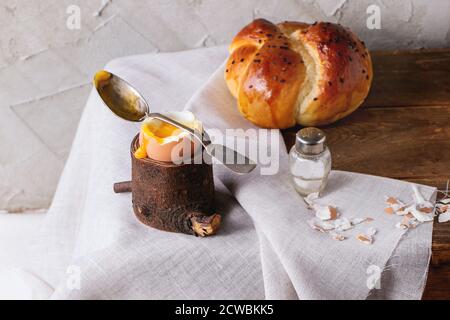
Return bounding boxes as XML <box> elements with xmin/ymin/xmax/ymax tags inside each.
<box><xmin>282</xmin><ymin>48</ymin><xmax>450</xmax><ymax>300</ymax></box>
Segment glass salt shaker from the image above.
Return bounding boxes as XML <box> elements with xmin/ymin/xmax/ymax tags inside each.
<box><xmin>289</xmin><ymin>127</ymin><xmax>332</xmax><ymax>196</ymax></box>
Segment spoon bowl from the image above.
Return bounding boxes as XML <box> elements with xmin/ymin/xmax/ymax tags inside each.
<box><xmin>94</xmin><ymin>70</ymin><xmax>149</xmax><ymax>122</ymax></box>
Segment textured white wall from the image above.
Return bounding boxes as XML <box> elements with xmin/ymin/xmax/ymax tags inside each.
<box><xmin>1</xmin><ymin>0</ymin><xmax>449</xmax><ymax>210</ymax></box>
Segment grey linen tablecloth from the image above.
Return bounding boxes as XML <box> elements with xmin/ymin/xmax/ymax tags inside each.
<box><xmin>24</xmin><ymin>46</ymin><xmax>435</xmax><ymax>299</ymax></box>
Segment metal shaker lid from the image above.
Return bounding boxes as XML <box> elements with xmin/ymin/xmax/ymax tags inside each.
<box><xmin>295</xmin><ymin>127</ymin><xmax>326</xmax><ymax>155</ymax></box>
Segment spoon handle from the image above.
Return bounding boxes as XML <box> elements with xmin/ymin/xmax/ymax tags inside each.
<box><xmin>205</xmin><ymin>144</ymin><xmax>257</xmax><ymax>174</ymax></box>
<box><xmin>149</xmin><ymin>113</ymin><xmax>256</xmax><ymax>174</ymax></box>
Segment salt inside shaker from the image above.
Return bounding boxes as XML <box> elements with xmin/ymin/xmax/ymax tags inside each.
<box><xmin>289</xmin><ymin>127</ymin><xmax>332</xmax><ymax>196</ymax></box>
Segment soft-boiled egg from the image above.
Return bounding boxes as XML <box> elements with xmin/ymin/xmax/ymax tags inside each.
<box><xmin>134</xmin><ymin>111</ymin><xmax>202</xmax><ymax>163</ymax></box>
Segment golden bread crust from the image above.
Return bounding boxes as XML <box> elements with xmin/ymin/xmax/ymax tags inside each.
<box><xmin>225</xmin><ymin>19</ymin><xmax>373</xmax><ymax>128</ymax></box>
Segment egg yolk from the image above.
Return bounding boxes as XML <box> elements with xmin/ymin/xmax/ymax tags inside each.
<box><xmin>134</xmin><ymin>143</ymin><xmax>148</xmax><ymax>159</ymax></box>
<box><xmin>146</xmin><ymin>122</ymin><xmax>179</xmax><ymax>140</ymax></box>
<box><xmin>134</xmin><ymin>121</ymin><xmax>181</xmax><ymax>159</ymax></box>
<box><xmin>93</xmin><ymin>70</ymin><xmax>112</xmax><ymax>88</ymax></box>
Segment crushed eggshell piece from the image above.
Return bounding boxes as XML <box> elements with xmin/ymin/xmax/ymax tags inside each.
<box><xmin>365</xmin><ymin>217</ymin><xmax>374</xmax><ymax>223</ymax></box>
<box><xmin>385</xmin><ymin>196</ymin><xmax>406</xmax><ymax>212</ymax></box>
<box><xmin>436</xmin><ymin>200</ymin><xmax>450</xmax><ymax>223</ymax></box>
<box><xmin>409</xmin><ymin>219</ymin><xmax>420</xmax><ymax>228</ymax></box>
<box><xmin>303</xmin><ymin>194</ymin><xmax>339</xmax><ymax>221</ymax></box>
<box><xmin>417</xmin><ymin>206</ymin><xmax>433</xmax><ymax>214</ymax></box>
<box><xmin>366</xmin><ymin>227</ymin><xmax>377</xmax><ymax>237</ymax></box>
<box><xmin>437</xmin><ymin>205</ymin><xmax>448</xmax><ymax>214</ymax></box>
<box><xmin>395</xmin><ymin>222</ymin><xmax>408</xmax><ymax>230</ymax></box>
<box><xmin>322</xmin><ymin>221</ymin><xmax>336</xmax><ymax>230</ymax></box>
<box><xmin>308</xmin><ymin>219</ymin><xmax>327</xmax><ymax>233</ymax></box>
<box><xmin>308</xmin><ymin>218</ymin><xmax>335</xmax><ymax>231</ymax></box>
<box><xmin>439</xmin><ymin>211</ymin><xmax>450</xmax><ymax>223</ymax></box>
<box><xmin>329</xmin><ymin>207</ymin><xmax>338</xmax><ymax>220</ymax></box>
<box><xmin>399</xmin><ymin>216</ymin><xmax>410</xmax><ymax>229</ymax></box>
<box><xmin>334</xmin><ymin>218</ymin><xmax>353</xmax><ymax>231</ymax></box>
<box><xmin>314</xmin><ymin>205</ymin><xmax>338</xmax><ymax>221</ymax></box>
<box><xmin>411</xmin><ymin>184</ymin><xmax>435</xmax><ymax>212</ymax></box>
<box><xmin>304</xmin><ymin>192</ymin><xmax>320</xmax><ymax>207</ymax></box>
<box><xmin>356</xmin><ymin>228</ymin><xmax>376</xmax><ymax>245</ymax></box>
<box><xmin>410</xmin><ymin>206</ymin><xmax>434</xmax><ymax>222</ymax></box>
<box><xmin>357</xmin><ymin>234</ymin><xmax>373</xmax><ymax>245</ymax></box>
<box><xmin>396</xmin><ymin>213</ymin><xmax>418</xmax><ymax>229</ymax></box>
<box><xmin>386</xmin><ymin>197</ymin><xmax>399</xmax><ymax>205</ymax></box>
<box><xmin>351</xmin><ymin>217</ymin><xmax>366</xmax><ymax>225</ymax></box>
<box><xmin>330</xmin><ymin>232</ymin><xmax>346</xmax><ymax>241</ymax></box>
<box><xmin>395</xmin><ymin>207</ymin><xmax>410</xmax><ymax>216</ymax></box>
<box><xmin>308</xmin><ymin>219</ymin><xmax>347</xmax><ymax>241</ymax></box>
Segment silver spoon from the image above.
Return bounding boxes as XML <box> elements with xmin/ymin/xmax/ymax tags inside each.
<box><xmin>93</xmin><ymin>70</ymin><xmax>256</xmax><ymax>174</ymax></box>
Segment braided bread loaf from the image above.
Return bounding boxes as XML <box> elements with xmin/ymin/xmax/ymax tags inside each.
<box><xmin>225</xmin><ymin>19</ymin><xmax>373</xmax><ymax>128</ymax></box>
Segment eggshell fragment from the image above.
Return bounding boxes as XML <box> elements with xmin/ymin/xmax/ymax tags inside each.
<box><xmin>308</xmin><ymin>218</ymin><xmax>335</xmax><ymax>232</ymax></box>
<box><xmin>334</xmin><ymin>218</ymin><xmax>353</xmax><ymax>231</ymax></box>
<box><xmin>437</xmin><ymin>205</ymin><xmax>448</xmax><ymax>214</ymax></box>
<box><xmin>313</xmin><ymin>205</ymin><xmax>338</xmax><ymax>221</ymax></box>
<box><xmin>366</xmin><ymin>227</ymin><xmax>377</xmax><ymax>237</ymax></box>
<box><xmin>395</xmin><ymin>207</ymin><xmax>410</xmax><ymax>216</ymax></box>
<box><xmin>384</xmin><ymin>195</ymin><xmax>409</xmax><ymax>218</ymax></box>
<box><xmin>330</xmin><ymin>232</ymin><xmax>346</xmax><ymax>241</ymax></box>
<box><xmin>410</xmin><ymin>205</ymin><xmax>434</xmax><ymax>222</ymax></box>
<box><xmin>417</xmin><ymin>206</ymin><xmax>433</xmax><ymax>214</ymax></box>
<box><xmin>436</xmin><ymin>199</ymin><xmax>450</xmax><ymax>223</ymax></box>
<box><xmin>395</xmin><ymin>222</ymin><xmax>408</xmax><ymax>230</ymax></box>
<box><xmin>386</xmin><ymin>197</ymin><xmax>399</xmax><ymax>205</ymax></box>
<box><xmin>357</xmin><ymin>234</ymin><xmax>373</xmax><ymax>245</ymax></box>
<box><xmin>385</xmin><ymin>196</ymin><xmax>406</xmax><ymax>212</ymax></box>
<box><xmin>308</xmin><ymin>219</ymin><xmax>327</xmax><ymax>233</ymax></box>
<box><xmin>304</xmin><ymin>192</ymin><xmax>320</xmax><ymax>207</ymax></box>
<box><xmin>439</xmin><ymin>212</ymin><xmax>450</xmax><ymax>223</ymax></box>
<box><xmin>351</xmin><ymin>217</ymin><xmax>367</xmax><ymax>225</ymax></box>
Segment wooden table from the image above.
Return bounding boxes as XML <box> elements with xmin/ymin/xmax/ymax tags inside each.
<box><xmin>282</xmin><ymin>48</ymin><xmax>450</xmax><ymax>299</ymax></box>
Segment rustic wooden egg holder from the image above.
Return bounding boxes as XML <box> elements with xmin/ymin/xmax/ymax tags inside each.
<box><xmin>114</xmin><ymin>135</ymin><xmax>221</xmax><ymax>237</ymax></box>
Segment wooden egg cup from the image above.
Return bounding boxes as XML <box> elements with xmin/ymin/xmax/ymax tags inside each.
<box><xmin>113</xmin><ymin>135</ymin><xmax>221</xmax><ymax>237</ymax></box>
